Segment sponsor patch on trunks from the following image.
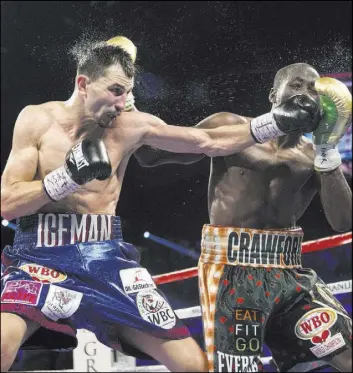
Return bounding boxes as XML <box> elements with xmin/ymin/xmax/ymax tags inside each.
<box><xmin>1</xmin><ymin>280</ymin><xmax>42</xmax><ymax>306</ymax></box>
<box><xmin>216</xmin><ymin>352</ymin><xmax>261</xmax><ymax>372</ymax></box>
<box><xmin>120</xmin><ymin>267</ymin><xmax>156</xmax><ymax>294</ymax></box>
<box><xmin>136</xmin><ymin>289</ymin><xmax>176</xmax><ymax>330</ymax></box>
<box><xmin>295</xmin><ymin>307</ymin><xmax>337</xmax><ymax>343</ymax></box>
<box><xmin>310</xmin><ymin>332</ymin><xmax>346</xmax><ymax>358</ymax></box>
<box><xmin>233</xmin><ymin>308</ymin><xmax>263</xmax><ymax>356</ymax></box>
<box><xmin>41</xmin><ymin>284</ymin><xmax>83</xmax><ymax>321</ymax></box>
<box><xmin>19</xmin><ymin>264</ymin><xmax>67</xmax><ymax>284</ymax></box>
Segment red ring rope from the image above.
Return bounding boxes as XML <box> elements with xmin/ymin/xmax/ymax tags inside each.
<box><xmin>152</xmin><ymin>232</ymin><xmax>352</xmax><ymax>285</ymax></box>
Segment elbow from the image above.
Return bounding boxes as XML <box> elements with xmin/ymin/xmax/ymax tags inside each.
<box><xmin>0</xmin><ymin>208</ymin><xmax>16</xmax><ymax>222</ymax></box>
<box><xmin>1</xmin><ymin>190</ymin><xmax>17</xmax><ymax>221</ymax></box>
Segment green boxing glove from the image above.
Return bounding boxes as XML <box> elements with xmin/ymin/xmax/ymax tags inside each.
<box><xmin>313</xmin><ymin>77</ymin><xmax>352</xmax><ymax>172</ymax></box>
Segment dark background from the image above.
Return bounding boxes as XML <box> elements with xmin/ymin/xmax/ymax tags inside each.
<box><xmin>1</xmin><ymin>2</ymin><xmax>352</xmax><ymax>370</ymax></box>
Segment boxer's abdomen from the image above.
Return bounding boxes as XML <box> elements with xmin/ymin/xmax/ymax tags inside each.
<box><xmin>209</xmin><ymin>162</ymin><xmax>316</xmax><ymax>229</ymax></box>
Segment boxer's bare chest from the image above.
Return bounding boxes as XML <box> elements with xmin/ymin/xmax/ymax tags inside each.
<box><xmin>35</xmin><ymin>106</ymin><xmax>138</xmax><ymax>214</ymax></box>
<box><xmin>208</xmin><ymin>140</ymin><xmax>318</xmax><ymax>228</ymax></box>
<box><xmin>37</xmin><ymin>125</ymin><xmax>124</xmax><ymax>181</ymax></box>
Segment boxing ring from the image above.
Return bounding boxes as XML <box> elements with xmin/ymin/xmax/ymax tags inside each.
<box><xmin>12</xmin><ymin>231</ymin><xmax>352</xmax><ymax>372</ymax></box>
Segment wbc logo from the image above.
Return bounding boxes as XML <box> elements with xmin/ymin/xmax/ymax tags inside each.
<box><xmin>295</xmin><ymin>308</ymin><xmax>337</xmax><ymax>344</ymax></box>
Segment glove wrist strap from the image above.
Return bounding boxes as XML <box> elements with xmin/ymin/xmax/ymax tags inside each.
<box><xmin>43</xmin><ymin>166</ymin><xmax>80</xmax><ymax>202</ymax></box>
<box><xmin>250</xmin><ymin>112</ymin><xmax>285</xmax><ymax>143</ymax></box>
<box><xmin>314</xmin><ymin>144</ymin><xmax>342</xmax><ymax>172</ymax></box>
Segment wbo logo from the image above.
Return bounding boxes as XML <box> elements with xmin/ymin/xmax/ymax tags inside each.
<box><xmin>20</xmin><ymin>264</ymin><xmax>67</xmax><ymax>284</ymax></box>
<box><xmin>295</xmin><ymin>308</ymin><xmax>337</xmax><ymax>341</ymax></box>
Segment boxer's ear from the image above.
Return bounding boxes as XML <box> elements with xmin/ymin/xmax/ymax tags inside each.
<box><xmin>77</xmin><ymin>75</ymin><xmax>91</xmax><ymax>96</ymax></box>
<box><xmin>269</xmin><ymin>88</ymin><xmax>277</xmax><ymax>104</ymax></box>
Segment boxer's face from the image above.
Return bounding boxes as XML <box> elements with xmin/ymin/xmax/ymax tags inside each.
<box><xmin>78</xmin><ymin>63</ymin><xmax>134</xmax><ymax>127</ymax></box>
<box><xmin>270</xmin><ymin>66</ymin><xmax>320</xmax><ymax>108</ymax></box>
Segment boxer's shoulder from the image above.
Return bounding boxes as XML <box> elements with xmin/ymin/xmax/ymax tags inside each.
<box><xmin>17</xmin><ymin>103</ymin><xmax>49</xmax><ymax>121</ymax></box>
<box><xmin>215</xmin><ymin>112</ymin><xmax>250</xmax><ymax>124</ymax></box>
<box><xmin>116</xmin><ymin>110</ymin><xmax>159</xmax><ymax>128</ymax></box>
<box><xmin>194</xmin><ymin>112</ymin><xmax>250</xmax><ymax>130</ymax></box>
<box><xmin>14</xmin><ymin>104</ymin><xmax>52</xmax><ymax>140</ymax></box>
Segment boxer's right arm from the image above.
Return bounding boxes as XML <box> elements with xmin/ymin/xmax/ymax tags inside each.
<box><xmin>1</xmin><ymin>106</ymin><xmax>52</xmax><ymax>220</ymax></box>
<box><xmin>136</xmin><ymin>100</ymin><xmax>320</xmax><ymax>157</ymax></box>
<box><xmin>127</xmin><ymin>94</ymin><xmax>203</xmax><ymax>166</ymax></box>
<box><xmin>136</xmin><ymin>97</ymin><xmax>319</xmax><ymax>164</ymax></box>
<box><xmin>135</xmin><ymin>112</ymin><xmax>249</xmax><ymax>166</ymax></box>
<box><xmin>139</xmin><ymin>112</ymin><xmax>257</xmax><ymax>157</ymax></box>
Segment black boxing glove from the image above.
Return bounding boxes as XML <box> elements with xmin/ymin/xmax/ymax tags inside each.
<box><xmin>43</xmin><ymin>138</ymin><xmax>112</xmax><ymax>201</ymax></box>
<box><xmin>250</xmin><ymin>95</ymin><xmax>321</xmax><ymax>143</ymax></box>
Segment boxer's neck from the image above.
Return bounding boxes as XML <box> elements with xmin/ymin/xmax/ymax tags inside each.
<box><xmin>64</xmin><ymin>91</ymin><xmax>100</xmax><ymax>139</ymax></box>
<box><xmin>275</xmin><ymin>130</ymin><xmax>302</xmax><ymax>149</ymax></box>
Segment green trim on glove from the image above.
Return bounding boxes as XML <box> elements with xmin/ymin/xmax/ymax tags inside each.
<box><xmin>313</xmin><ymin>95</ymin><xmax>338</xmax><ymax>145</ymax></box>
<box><xmin>320</xmin><ymin>95</ymin><xmax>338</xmax><ymax>125</ymax></box>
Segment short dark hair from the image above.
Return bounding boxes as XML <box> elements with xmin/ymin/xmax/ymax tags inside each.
<box><xmin>273</xmin><ymin>63</ymin><xmax>317</xmax><ymax>89</ymax></box>
<box><xmin>71</xmin><ymin>42</ymin><xmax>135</xmax><ymax>81</ymax></box>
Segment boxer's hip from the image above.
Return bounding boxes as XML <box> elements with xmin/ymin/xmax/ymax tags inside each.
<box><xmin>12</xmin><ymin>213</ymin><xmax>123</xmax><ymax>248</ymax></box>
<box><xmin>2</xmin><ymin>213</ymin><xmax>140</xmax><ymax>276</ymax></box>
<box><xmin>1</xmin><ymin>213</ymin><xmax>189</xmax><ymax>353</ymax></box>
<box><xmin>200</xmin><ymin>224</ymin><xmax>304</xmax><ymax>268</ymax></box>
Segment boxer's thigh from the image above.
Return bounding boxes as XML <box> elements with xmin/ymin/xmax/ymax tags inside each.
<box><xmin>266</xmin><ymin>279</ymin><xmax>352</xmax><ymax>371</ymax></box>
<box><xmin>199</xmin><ymin>263</ymin><xmax>270</xmax><ymax>372</ymax></box>
<box><xmin>1</xmin><ymin>312</ymin><xmax>40</xmax><ymax>371</ymax></box>
<box><xmin>115</xmin><ymin>324</ymin><xmax>208</xmax><ymax>372</ymax></box>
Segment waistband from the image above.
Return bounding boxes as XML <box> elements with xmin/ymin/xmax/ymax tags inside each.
<box><xmin>201</xmin><ymin>224</ymin><xmax>304</xmax><ymax>268</ymax></box>
<box><xmin>13</xmin><ymin>213</ymin><xmax>122</xmax><ymax>248</ymax></box>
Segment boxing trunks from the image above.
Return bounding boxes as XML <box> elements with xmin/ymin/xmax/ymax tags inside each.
<box><xmin>198</xmin><ymin>224</ymin><xmax>352</xmax><ymax>372</ymax></box>
<box><xmin>1</xmin><ymin>213</ymin><xmax>189</xmax><ymax>356</ymax></box>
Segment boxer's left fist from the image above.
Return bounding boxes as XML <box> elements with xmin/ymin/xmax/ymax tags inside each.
<box><xmin>313</xmin><ymin>77</ymin><xmax>352</xmax><ymax>172</ymax></box>
<box><xmin>106</xmin><ymin>36</ymin><xmax>137</xmax><ymax>63</ymax></box>
<box><xmin>124</xmin><ymin>92</ymin><xmax>135</xmax><ymax>112</ymax></box>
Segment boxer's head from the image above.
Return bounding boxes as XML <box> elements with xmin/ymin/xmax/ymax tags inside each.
<box><xmin>269</xmin><ymin>63</ymin><xmax>321</xmax><ymax>110</ymax></box>
<box><xmin>73</xmin><ymin>43</ymin><xmax>135</xmax><ymax>127</ymax></box>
